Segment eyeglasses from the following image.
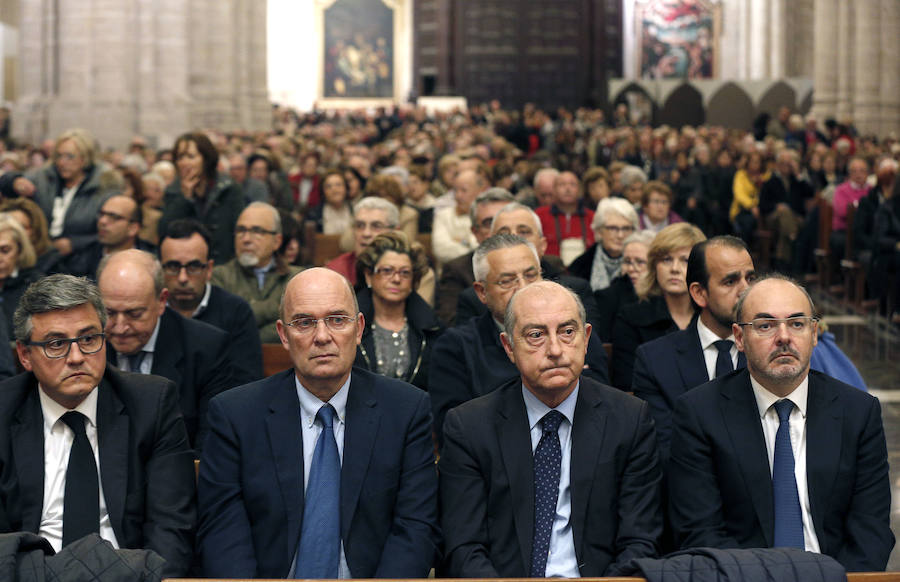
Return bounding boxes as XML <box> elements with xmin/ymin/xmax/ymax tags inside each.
<box><xmin>374</xmin><ymin>266</ymin><xmax>413</xmax><ymax>279</ymax></box>
<box><xmin>354</xmin><ymin>221</ymin><xmax>389</xmax><ymax>231</ymax></box>
<box><xmin>235</xmin><ymin>226</ymin><xmax>277</xmax><ymax>237</ymax></box>
<box><xmin>497</xmin><ymin>226</ymin><xmax>536</xmax><ymax>239</ymax></box>
<box><xmin>623</xmin><ymin>258</ymin><xmax>648</xmax><ymax>268</ymax></box>
<box><xmin>285</xmin><ymin>315</ymin><xmax>358</xmax><ymax>334</ymax></box>
<box><xmin>737</xmin><ymin>316</ymin><xmax>818</xmax><ymax>337</ymax></box>
<box><xmin>25</xmin><ymin>333</ymin><xmax>105</xmax><ymax>359</ymax></box>
<box><xmin>162</xmin><ymin>260</ymin><xmax>208</xmax><ymax>276</ymax></box>
<box><xmin>602</xmin><ymin>225</ymin><xmax>635</xmax><ymax>235</ymax></box>
<box><xmin>488</xmin><ymin>268</ymin><xmax>542</xmax><ymax>290</ymax></box>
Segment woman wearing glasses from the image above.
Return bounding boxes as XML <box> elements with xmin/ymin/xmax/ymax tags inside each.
<box><xmin>593</xmin><ymin>229</ymin><xmax>655</xmax><ymax>341</ymax></box>
<box><xmin>353</xmin><ymin>232</ymin><xmax>443</xmax><ymax>390</ymax></box>
<box><xmin>568</xmin><ymin>197</ymin><xmax>640</xmax><ymax>292</ymax></box>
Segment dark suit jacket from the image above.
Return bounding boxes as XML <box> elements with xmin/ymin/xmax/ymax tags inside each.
<box><xmin>0</xmin><ymin>367</ymin><xmax>196</xmax><ymax>577</ymax></box>
<box><xmin>109</xmin><ymin>307</ymin><xmax>234</xmax><ymax>452</ymax></box>
<box><xmin>669</xmin><ymin>369</ymin><xmax>894</xmax><ymax>572</ymax></box>
<box><xmin>197</xmin><ymin>367</ymin><xmax>441</xmax><ymax>579</ymax></box>
<box><xmin>194</xmin><ymin>285</ymin><xmax>263</xmax><ymax>385</ymax></box>
<box><xmin>435</xmin><ymin>250</ymin><xmax>475</xmax><ymax>327</ymax></box>
<box><xmin>429</xmin><ymin>310</ymin><xmax>610</xmax><ymax>448</ymax></box>
<box><xmin>632</xmin><ymin>318</ymin><xmax>746</xmax><ymax>461</ymax></box>
<box><xmin>440</xmin><ymin>377</ymin><xmax>662</xmax><ymax>577</ymax></box>
<box><xmin>592</xmin><ymin>275</ymin><xmax>638</xmax><ymax>342</ymax></box>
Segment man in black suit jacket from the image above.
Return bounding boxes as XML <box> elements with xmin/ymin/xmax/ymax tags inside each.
<box><xmin>0</xmin><ymin>274</ymin><xmax>195</xmax><ymax>577</ymax></box>
<box><xmin>669</xmin><ymin>275</ymin><xmax>893</xmax><ymax>571</ymax></box>
<box><xmin>440</xmin><ymin>281</ymin><xmax>661</xmax><ymax>577</ymax></box>
<box><xmin>97</xmin><ymin>249</ymin><xmax>234</xmax><ymax>452</ymax></box>
<box><xmin>429</xmin><ymin>234</ymin><xmax>609</xmax><ymax>447</ymax></box>
<box><xmin>633</xmin><ymin>236</ymin><xmax>755</xmax><ymax>460</ymax></box>
<box><xmin>160</xmin><ymin>219</ymin><xmax>263</xmax><ymax>384</ymax></box>
<box><xmin>198</xmin><ymin>268</ymin><xmax>440</xmax><ymax>578</ymax></box>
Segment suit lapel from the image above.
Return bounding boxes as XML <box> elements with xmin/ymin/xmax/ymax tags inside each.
<box><xmin>805</xmin><ymin>372</ymin><xmax>841</xmax><ymax>546</ymax></box>
<box><xmin>10</xmin><ymin>382</ymin><xmax>44</xmax><ymax>532</ymax></box>
<box><xmin>97</xmin><ymin>375</ymin><xmax>129</xmax><ymax>541</ymax></box>
<box><xmin>150</xmin><ymin>310</ymin><xmax>184</xmax><ymax>388</ymax></box>
<box><xmin>340</xmin><ymin>371</ymin><xmax>380</xmax><ymax>543</ymax></box>
<box><xmin>674</xmin><ymin>323</ymin><xmax>709</xmax><ymax>390</ymax></box>
<box><xmin>265</xmin><ymin>372</ymin><xmax>304</xmax><ymax>552</ymax></box>
<box><xmin>496</xmin><ymin>385</ymin><xmax>534</xmax><ymax>575</ymax></box>
<box><xmin>569</xmin><ymin>382</ymin><xmax>606</xmax><ymax>567</ymax></box>
<box><xmin>719</xmin><ymin>371</ymin><xmax>775</xmax><ymax>546</ymax></box>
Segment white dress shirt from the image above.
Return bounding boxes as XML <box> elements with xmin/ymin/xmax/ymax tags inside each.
<box><xmin>750</xmin><ymin>375</ymin><xmax>821</xmax><ymax>553</ymax></box>
<box><xmin>696</xmin><ymin>318</ymin><xmax>739</xmax><ymax>381</ymax></box>
<box><xmin>290</xmin><ymin>375</ymin><xmax>352</xmax><ymax>578</ymax></box>
<box><xmin>49</xmin><ymin>185</ymin><xmax>78</xmax><ymax>238</ymax></box>
<box><xmin>38</xmin><ymin>386</ymin><xmax>119</xmax><ymax>552</ymax></box>
<box><xmin>522</xmin><ymin>383</ymin><xmax>581</xmax><ymax>578</ymax></box>
<box><xmin>115</xmin><ymin>317</ymin><xmax>161</xmax><ymax>374</ymax></box>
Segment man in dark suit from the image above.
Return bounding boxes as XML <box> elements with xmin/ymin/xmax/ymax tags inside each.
<box><xmin>197</xmin><ymin>268</ymin><xmax>440</xmax><ymax>579</ymax></box>
<box><xmin>97</xmin><ymin>249</ymin><xmax>234</xmax><ymax>452</ymax></box>
<box><xmin>160</xmin><ymin>219</ymin><xmax>263</xmax><ymax>384</ymax></box>
<box><xmin>429</xmin><ymin>233</ymin><xmax>610</xmax><ymax>448</ymax></box>
<box><xmin>440</xmin><ymin>281</ymin><xmax>662</xmax><ymax>577</ymax></box>
<box><xmin>633</xmin><ymin>235</ymin><xmax>755</xmax><ymax>460</ymax></box>
<box><xmin>669</xmin><ymin>275</ymin><xmax>894</xmax><ymax>571</ymax></box>
<box><xmin>0</xmin><ymin>274</ymin><xmax>195</xmax><ymax>577</ymax></box>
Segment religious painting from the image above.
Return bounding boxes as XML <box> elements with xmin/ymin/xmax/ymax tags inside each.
<box><xmin>323</xmin><ymin>0</ymin><xmax>394</xmax><ymax>98</ymax></box>
<box><xmin>636</xmin><ymin>0</ymin><xmax>720</xmax><ymax>79</ymax></box>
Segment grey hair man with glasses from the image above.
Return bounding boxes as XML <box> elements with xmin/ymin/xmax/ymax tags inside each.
<box><xmin>0</xmin><ymin>274</ymin><xmax>196</xmax><ymax>576</ymax></box>
<box><xmin>198</xmin><ymin>267</ymin><xmax>440</xmax><ymax>578</ymax></box>
<box><xmin>429</xmin><ymin>233</ymin><xmax>609</xmax><ymax>448</ymax></box>
<box><xmin>668</xmin><ymin>273</ymin><xmax>893</xmax><ymax>571</ymax></box>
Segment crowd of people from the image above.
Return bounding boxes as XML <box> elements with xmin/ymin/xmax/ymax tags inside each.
<box><xmin>0</xmin><ymin>101</ymin><xmax>893</xmax><ymax>578</ymax></box>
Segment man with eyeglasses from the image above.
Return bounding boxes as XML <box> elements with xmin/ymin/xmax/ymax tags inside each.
<box><xmin>98</xmin><ymin>249</ymin><xmax>234</xmax><ymax>453</ymax></box>
<box><xmin>160</xmin><ymin>219</ymin><xmax>263</xmax><ymax>384</ymax></box>
<box><xmin>198</xmin><ymin>268</ymin><xmax>440</xmax><ymax>578</ymax></box>
<box><xmin>64</xmin><ymin>195</ymin><xmax>156</xmax><ymax>279</ymax></box>
<box><xmin>0</xmin><ymin>274</ymin><xmax>195</xmax><ymax>576</ymax></box>
<box><xmin>668</xmin><ymin>274</ymin><xmax>893</xmax><ymax>571</ymax></box>
<box><xmin>211</xmin><ymin>201</ymin><xmax>302</xmax><ymax>343</ymax></box>
<box><xmin>429</xmin><ymin>233</ymin><xmax>609</xmax><ymax>448</ymax></box>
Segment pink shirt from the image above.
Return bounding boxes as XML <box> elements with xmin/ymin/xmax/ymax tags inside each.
<box><xmin>832</xmin><ymin>181</ymin><xmax>870</xmax><ymax>231</ymax></box>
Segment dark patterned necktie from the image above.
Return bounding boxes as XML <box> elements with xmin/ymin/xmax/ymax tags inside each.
<box><xmin>772</xmin><ymin>399</ymin><xmax>804</xmax><ymax>548</ymax></box>
<box><xmin>61</xmin><ymin>411</ymin><xmax>100</xmax><ymax>546</ymax></box>
<box><xmin>530</xmin><ymin>410</ymin><xmax>564</xmax><ymax>577</ymax></box>
<box><xmin>713</xmin><ymin>339</ymin><xmax>734</xmax><ymax>378</ymax></box>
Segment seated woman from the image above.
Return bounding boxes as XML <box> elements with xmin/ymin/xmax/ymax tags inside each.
<box><xmin>730</xmin><ymin>150</ymin><xmax>769</xmax><ymax>245</ymax></box>
<box><xmin>593</xmin><ymin>229</ymin><xmax>655</xmax><ymax>341</ymax></box>
<box><xmin>305</xmin><ymin>169</ymin><xmax>353</xmax><ymax>235</ymax></box>
<box><xmin>638</xmin><ymin>180</ymin><xmax>683</xmax><ymax>233</ymax></box>
<box><xmin>610</xmin><ymin>222</ymin><xmax>706</xmax><ymax>389</ymax></box>
<box><xmin>353</xmin><ymin>231</ymin><xmax>443</xmax><ymax>390</ymax></box>
<box><xmin>568</xmin><ymin>197</ymin><xmax>639</xmax><ymax>292</ymax></box>
<box><xmin>0</xmin><ymin>215</ymin><xmax>43</xmax><ymax>331</ymax></box>
<box><xmin>582</xmin><ymin>166</ymin><xmax>611</xmax><ymax>210</ymax></box>
<box><xmin>0</xmin><ymin>197</ymin><xmax>64</xmax><ymax>274</ymax></box>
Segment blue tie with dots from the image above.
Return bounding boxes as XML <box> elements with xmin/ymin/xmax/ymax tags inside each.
<box><xmin>295</xmin><ymin>404</ymin><xmax>341</xmax><ymax>578</ymax></box>
<box><xmin>772</xmin><ymin>399</ymin><xmax>804</xmax><ymax>548</ymax></box>
<box><xmin>530</xmin><ymin>410</ymin><xmax>564</xmax><ymax>578</ymax></box>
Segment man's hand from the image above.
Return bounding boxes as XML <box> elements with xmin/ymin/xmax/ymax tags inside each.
<box><xmin>12</xmin><ymin>177</ymin><xmax>35</xmax><ymax>197</ymax></box>
<box><xmin>52</xmin><ymin>237</ymin><xmax>73</xmax><ymax>256</ymax></box>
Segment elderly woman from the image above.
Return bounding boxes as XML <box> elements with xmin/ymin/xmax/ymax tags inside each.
<box><xmin>158</xmin><ymin>131</ymin><xmax>244</xmax><ymax>263</ymax></box>
<box><xmin>353</xmin><ymin>231</ymin><xmax>443</xmax><ymax>389</ymax></box>
<box><xmin>28</xmin><ymin>128</ymin><xmax>116</xmax><ymax>257</ymax></box>
<box><xmin>610</xmin><ymin>222</ymin><xmax>706</xmax><ymax>389</ymax></box>
<box><xmin>0</xmin><ymin>197</ymin><xmax>64</xmax><ymax>274</ymax></box>
<box><xmin>568</xmin><ymin>197</ymin><xmax>639</xmax><ymax>292</ymax></box>
<box><xmin>0</xmin><ymin>215</ymin><xmax>43</xmax><ymax>331</ymax></box>
<box><xmin>619</xmin><ymin>164</ymin><xmax>648</xmax><ymax>209</ymax></box>
<box><xmin>593</xmin><ymin>229</ymin><xmax>655</xmax><ymax>341</ymax></box>
<box><xmin>638</xmin><ymin>180</ymin><xmax>684</xmax><ymax>233</ymax></box>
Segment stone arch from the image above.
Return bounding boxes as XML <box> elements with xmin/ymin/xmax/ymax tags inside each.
<box><xmin>757</xmin><ymin>81</ymin><xmax>797</xmax><ymax>116</ymax></box>
<box><xmin>707</xmin><ymin>82</ymin><xmax>755</xmax><ymax>130</ymax></box>
<box><xmin>611</xmin><ymin>82</ymin><xmax>658</xmax><ymax>125</ymax></box>
<box><xmin>798</xmin><ymin>90</ymin><xmax>813</xmax><ymax>116</ymax></box>
<box><xmin>658</xmin><ymin>83</ymin><xmax>704</xmax><ymax>128</ymax></box>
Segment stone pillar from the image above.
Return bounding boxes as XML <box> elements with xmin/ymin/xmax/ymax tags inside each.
<box><xmin>852</xmin><ymin>0</ymin><xmax>880</xmax><ymax>134</ymax></box>
<box><xmin>748</xmin><ymin>0</ymin><xmax>770</xmax><ymax>78</ymax></box>
<box><xmin>880</xmin><ymin>0</ymin><xmax>900</xmax><ymax>136</ymax></box>
<box><xmin>834</xmin><ymin>0</ymin><xmax>853</xmax><ymax>121</ymax></box>
<box><xmin>812</xmin><ymin>0</ymin><xmax>839</xmax><ymax>121</ymax></box>
<box><xmin>769</xmin><ymin>0</ymin><xmax>787</xmax><ymax>78</ymax></box>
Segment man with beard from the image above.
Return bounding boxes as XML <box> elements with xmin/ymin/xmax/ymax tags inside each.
<box><xmin>632</xmin><ymin>236</ymin><xmax>755</xmax><ymax>462</ymax></box>
<box><xmin>668</xmin><ymin>275</ymin><xmax>893</xmax><ymax>572</ymax></box>
<box><xmin>211</xmin><ymin>202</ymin><xmax>302</xmax><ymax>343</ymax></box>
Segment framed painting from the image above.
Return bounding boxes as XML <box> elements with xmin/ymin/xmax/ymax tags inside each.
<box><xmin>635</xmin><ymin>0</ymin><xmax>721</xmax><ymax>79</ymax></box>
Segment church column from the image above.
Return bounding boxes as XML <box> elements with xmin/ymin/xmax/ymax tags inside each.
<box><xmin>852</xmin><ymin>0</ymin><xmax>880</xmax><ymax>134</ymax></box>
<box><xmin>834</xmin><ymin>0</ymin><xmax>853</xmax><ymax>121</ymax></box>
<box><xmin>769</xmin><ymin>0</ymin><xmax>787</xmax><ymax>78</ymax></box>
<box><xmin>811</xmin><ymin>0</ymin><xmax>839</xmax><ymax>121</ymax></box>
<box><xmin>86</xmin><ymin>0</ymin><xmax>135</xmax><ymax>146</ymax></box>
<box><xmin>748</xmin><ymin>0</ymin><xmax>770</xmax><ymax>77</ymax></box>
<box><xmin>880</xmin><ymin>0</ymin><xmax>900</xmax><ymax>136</ymax></box>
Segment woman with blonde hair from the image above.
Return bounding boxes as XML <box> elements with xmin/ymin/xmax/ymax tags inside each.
<box><xmin>0</xmin><ymin>197</ymin><xmax>64</xmax><ymax>274</ymax></box>
<box><xmin>610</xmin><ymin>222</ymin><xmax>706</xmax><ymax>388</ymax></box>
<box><xmin>0</xmin><ymin>214</ymin><xmax>42</xmax><ymax>330</ymax></box>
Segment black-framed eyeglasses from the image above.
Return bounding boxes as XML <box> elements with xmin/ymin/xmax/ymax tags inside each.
<box><xmin>284</xmin><ymin>315</ymin><xmax>358</xmax><ymax>334</ymax></box>
<box><xmin>737</xmin><ymin>316</ymin><xmax>818</xmax><ymax>337</ymax></box>
<box><xmin>24</xmin><ymin>333</ymin><xmax>106</xmax><ymax>359</ymax></box>
<box><xmin>235</xmin><ymin>226</ymin><xmax>277</xmax><ymax>237</ymax></box>
<box><xmin>162</xmin><ymin>260</ymin><xmax>208</xmax><ymax>276</ymax></box>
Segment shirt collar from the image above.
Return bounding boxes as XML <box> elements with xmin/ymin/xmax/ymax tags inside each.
<box><xmin>295</xmin><ymin>374</ymin><xmax>350</xmax><ymax>429</ymax></box>
<box><xmin>254</xmin><ymin>258</ymin><xmax>275</xmax><ymax>275</ymax></box>
<box><xmin>696</xmin><ymin>316</ymin><xmax>735</xmax><ymax>349</ymax></box>
<box><xmin>750</xmin><ymin>373</ymin><xmax>809</xmax><ymax>419</ymax></box>
<box><xmin>522</xmin><ymin>381</ymin><xmax>579</xmax><ymax>431</ymax></box>
<box><xmin>191</xmin><ymin>283</ymin><xmax>213</xmax><ymax>317</ymax></box>
<box><xmin>39</xmin><ymin>383</ymin><xmax>100</xmax><ymax>432</ymax></box>
<box><xmin>142</xmin><ymin>317</ymin><xmax>162</xmax><ymax>354</ymax></box>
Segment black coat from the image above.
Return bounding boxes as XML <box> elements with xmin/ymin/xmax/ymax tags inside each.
<box><xmin>0</xmin><ymin>267</ymin><xmax>43</xmax><ymax>334</ymax></box>
<box><xmin>592</xmin><ymin>274</ymin><xmax>638</xmax><ymax>342</ymax></box>
<box><xmin>194</xmin><ymin>285</ymin><xmax>264</xmax><ymax>385</ymax></box>
<box><xmin>610</xmin><ymin>294</ymin><xmax>677</xmax><ymax>389</ymax></box>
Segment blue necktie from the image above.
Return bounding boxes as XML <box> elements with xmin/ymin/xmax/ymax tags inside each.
<box><xmin>772</xmin><ymin>399</ymin><xmax>804</xmax><ymax>548</ymax></box>
<box><xmin>530</xmin><ymin>410</ymin><xmax>564</xmax><ymax>578</ymax></box>
<box><xmin>295</xmin><ymin>404</ymin><xmax>341</xmax><ymax>578</ymax></box>
<box><xmin>713</xmin><ymin>340</ymin><xmax>734</xmax><ymax>378</ymax></box>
